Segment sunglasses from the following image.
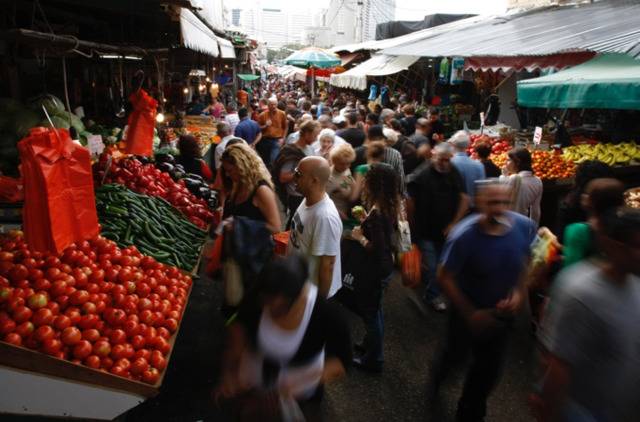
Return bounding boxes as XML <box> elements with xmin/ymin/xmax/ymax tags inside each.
<box><xmin>294</xmin><ymin>169</ymin><xmax>303</xmax><ymax>179</ymax></box>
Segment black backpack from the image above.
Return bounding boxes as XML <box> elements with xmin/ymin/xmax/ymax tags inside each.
<box><xmin>271</xmin><ymin>144</ymin><xmax>306</xmax><ymax>204</ymax></box>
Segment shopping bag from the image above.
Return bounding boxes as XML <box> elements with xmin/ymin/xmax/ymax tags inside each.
<box><xmin>124</xmin><ymin>89</ymin><xmax>157</xmax><ymax>156</ymax></box>
<box><xmin>273</xmin><ymin>231</ymin><xmax>290</xmax><ymax>256</ymax></box>
<box><xmin>400</xmin><ymin>244</ymin><xmax>422</xmax><ymax>288</ymax></box>
<box><xmin>206</xmin><ymin>233</ymin><xmax>225</xmax><ymax>276</ymax></box>
<box><xmin>18</xmin><ymin>127</ymin><xmax>99</xmax><ymax>253</ymax></box>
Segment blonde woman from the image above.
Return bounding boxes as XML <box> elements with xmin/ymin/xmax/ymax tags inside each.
<box><xmin>220</xmin><ymin>143</ymin><xmax>281</xmax><ymax>233</ymax></box>
<box><xmin>327</xmin><ymin>143</ymin><xmax>356</xmax><ymax>224</ymax></box>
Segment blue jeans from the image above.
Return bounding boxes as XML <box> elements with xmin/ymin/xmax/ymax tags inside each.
<box><xmin>416</xmin><ymin>239</ymin><xmax>444</xmax><ymax>301</ymax></box>
<box><xmin>256</xmin><ymin>137</ymin><xmax>280</xmax><ymax>167</ymax></box>
<box><xmin>362</xmin><ymin>274</ymin><xmax>392</xmax><ymax>364</ymax></box>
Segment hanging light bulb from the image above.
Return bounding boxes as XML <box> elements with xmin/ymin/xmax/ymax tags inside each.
<box><xmin>205</xmin><ymin>77</ymin><xmax>211</xmax><ymax>83</ymax></box>
<box><xmin>156</xmin><ymin>113</ymin><xmax>165</xmax><ymax>123</ymax></box>
<box><xmin>199</xmin><ymin>84</ymin><xmax>206</xmax><ymax>92</ymax></box>
<box><xmin>183</xmin><ymin>87</ymin><xmax>189</xmax><ymax>94</ymax></box>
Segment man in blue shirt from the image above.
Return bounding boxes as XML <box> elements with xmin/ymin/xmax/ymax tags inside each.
<box><xmin>233</xmin><ymin>107</ymin><xmax>261</xmax><ymax>145</ymax></box>
<box><xmin>428</xmin><ymin>179</ymin><xmax>536</xmax><ymax>422</ymax></box>
<box><xmin>449</xmin><ymin>131</ymin><xmax>485</xmax><ymax>207</ymax></box>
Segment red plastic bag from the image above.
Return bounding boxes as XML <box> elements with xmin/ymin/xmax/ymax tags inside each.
<box><xmin>18</xmin><ymin>127</ymin><xmax>99</xmax><ymax>254</ymax></box>
<box><xmin>206</xmin><ymin>233</ymin><xmax>225</xmax><ymax>276</ymax></box>
<box><xmin>400</xmin><ymin>244</ymin><xmax>422</xmax><ymax>288</ymax></box>
<box><xmin>0</xmin><ymin>176</ymin><xmax>23</xmax><ymax>203</ymax></box>
<box><xmin>124</xmin><ymin>89</ymin><xmax>157</xmax><ymax>156</ymax></box>
<box><xmin>273</xmin><ymin>231</ymin><xmax>290</xmax><ymax>257</ymax></box>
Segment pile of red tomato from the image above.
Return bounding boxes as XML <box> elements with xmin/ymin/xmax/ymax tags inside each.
<box><xmin>467</xmin><ymin>134</ymin><xmax>512</xmax><ymax>159</ymax></box>
<box><xmin>95</xmin><ymin>157</ymin><xmax>212</xmax><ymax>228</ymax></box>
<box><xmin>0</xmin><ymin>232</ymin><xmax>192</xmax><ymax>385</ymax></box>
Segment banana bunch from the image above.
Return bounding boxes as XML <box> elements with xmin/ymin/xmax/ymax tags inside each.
<box><xmin>562</xmin><ymin>142</ymin><xmax>640</xmax><ymax>166</ymax></box>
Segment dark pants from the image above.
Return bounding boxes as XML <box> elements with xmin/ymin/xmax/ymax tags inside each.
<box><xmin>256</xmin><ymin>137</ymin><xmax>280</xmax><ymax>167</ymax></box>
<box><xmin>361</xmin><ymin>274</ymin><xmax>392</xmax><ymax>364</ymax></box>
<box><xmin>430</xmin><ymin>310</ymin><xmax>510</xmax><ymax>422</ymax></box>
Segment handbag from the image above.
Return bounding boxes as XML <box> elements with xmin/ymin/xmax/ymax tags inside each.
<box><xmin>392</xmin><ymin>201</ymin><xmax>412</xmax><ymax>254</ymax></box>
<box><xmin>223</xmin><ymin>257</ymin><xmax>244</xmax><ymax>306</ymax></box>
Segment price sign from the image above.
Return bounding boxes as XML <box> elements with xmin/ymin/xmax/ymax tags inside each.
<box><xmin>88</xmin><ymin>135</ymin><xmax>105</xmax><ymax>155</ymax></box>
<box><xmin>533</xmin><ymin>126</ymin><xmax>543</xmax><ymax>145</ymax></box>
<box><xmin>480</xmin><ymin>112</ymin><xmax>485</xmax><ymax>127</ymax></box>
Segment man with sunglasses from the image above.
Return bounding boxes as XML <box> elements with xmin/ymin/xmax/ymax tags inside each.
<box><xmin>428</xmin><ymin>179</ymin><xmax>536</xmax><ymax>422</ymax></box>
<box><xmin>288</xmin><ymin>156</ymin><xmax>343</xmax><ymax>299</ymax></box>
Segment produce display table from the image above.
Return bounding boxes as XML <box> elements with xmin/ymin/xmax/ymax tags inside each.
<box><xmin>0</xmin><ymin>283</ymin><xmax>194</xmax><ymax>420</ymax></box>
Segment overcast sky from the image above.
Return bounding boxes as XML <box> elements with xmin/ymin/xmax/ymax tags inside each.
<box><xmin>224</xmin><ymin>0</ymin><xmax>507</xmax><ymax>19</ymax></box>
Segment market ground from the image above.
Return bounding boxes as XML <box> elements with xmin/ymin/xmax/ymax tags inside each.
<box><xmin>11</xmin><ymin>267</ymin><xmax>538</xmax><ymax>422</ymax></box>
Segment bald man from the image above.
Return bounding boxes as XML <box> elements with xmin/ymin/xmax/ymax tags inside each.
<box><xmin>256</xmin><ymin>97</ymin><xmax>288</xmax><ymax>166</ymax></box>
<box><xmin>288</xmin><ymin>156</ymin><xmax>343</xmax><ymax>298</ymax></box>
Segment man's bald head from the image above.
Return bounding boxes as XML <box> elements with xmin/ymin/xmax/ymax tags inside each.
<box><xmin>299</xmin><ymin>156</ymin><xmax>330</xmax><ymax>183</ymax></box>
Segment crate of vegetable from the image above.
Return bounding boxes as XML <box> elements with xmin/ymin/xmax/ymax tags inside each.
<box><xmin>96</xmin><ymin>184</ymin><xmax>207</xmax><ymax>272</ymax></box>
<box><xmin>0</xmin><ymin>231</ymin><xmax>192</xmax><ymax>394</ymax></box>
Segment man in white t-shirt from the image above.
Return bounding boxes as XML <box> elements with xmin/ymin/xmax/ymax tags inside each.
<box><xmin>288</xmin><ymin>156</ymin><xmax>343</xmax><ymax>298</ymax></box>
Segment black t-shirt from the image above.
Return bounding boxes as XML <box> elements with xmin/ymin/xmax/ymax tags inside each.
<box><xmin>337</xmin><ymin>128</ymin><xmax>366</xmax><ymax>148</ymax></box>
<box><xmin>408</xmin><ymin>164</ymin><xmax>464</xmax><ymax>243</ymax></box>
<box><xmin>429</xmin><ymin>119</ymin><xmax>445</xmax><ymax>144</ymax></box>
<box><xmin>401</xmin><ymin>115</ymin><xmax>417</xmax><ymax>136</ymax></box>
<box><xmin>482</xmin><ymin>159</ymin><xmax>501</xmax><ymax>178</ymax></box>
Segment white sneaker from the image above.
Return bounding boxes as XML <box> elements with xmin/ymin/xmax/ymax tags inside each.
<box><xmin>430</xmin><ymin>297</ymin><xmax>447</xmax><ymax>312</ymax></box>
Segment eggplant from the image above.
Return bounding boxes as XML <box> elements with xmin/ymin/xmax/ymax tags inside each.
<box><xmin>183</xmin><ymin>178</ymin><xmax>204</xmax><ymax>194</ymax></box>
<box><xmin>170</xmin><ymin>170</ymin><xmax>185</xmax><ymax>180</ymax></box>
<box><xmin>174</xmin><ymin>164</ymin><xmax>185</xmax><ymax>172</ymax></box>
<box><xmin>155</xmin><ymin>153</ymin><xmax>175</xmax><ymax>164</ymax></box>
<box><xmin>157</xmin><ymin>162</ymin><xmax>175</xmax><ymax>173</ymax></box>
<box><xmin>185</xmin><ymin>173</ymin><xmax>204</xmax><ymax>182</ymax></box>
<box><xmin>136</xmin><ymin>155</ymin><xmax>150</xmax><ymax>164</ymax></box>
<box><xmin>197</xmin><ymin>186</ymin><xmax>212</xmax><ymax>200</ymax></box>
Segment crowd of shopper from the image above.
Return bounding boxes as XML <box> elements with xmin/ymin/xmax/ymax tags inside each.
<box><xmin>203</xmin><ymin>81</ymin><xmax>639</xmax><ymax>422</ymax></box>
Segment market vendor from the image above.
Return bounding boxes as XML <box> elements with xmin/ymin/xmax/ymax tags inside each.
<box><xmin>176</xmin><ymin>134</ymin><xmax>213</xmax><ymax>182</ymax></box>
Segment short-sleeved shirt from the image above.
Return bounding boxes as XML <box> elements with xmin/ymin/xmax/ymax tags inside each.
<box><xmin>224</xmin><ymin>113</ymin><xmax>240</xmax><ymax>134</ymax></box>
<box><xmin>451</xmin><ymin>152</ymin><xmax>486</xmax><ymax>204</ymax></box>
<box><xmin>257</xmin><ymin>109</ymin><xmax>288</xmax><ymax>139</ymax></box>
<box><xmin>440</xmin><ymin>211</ymin><xmax>536</xmax><ymax>308</ymax></box>
<box><xmin>234</xmin><ymin>117</ymin><xmax>261</xmax><ymax>144</ymax></box>
<box><xmin>289</xmin><ymin>194</ymin><xmax>343</xmax><ymax>297</ymax></box>
<box><xmin>540</xmin><ymin>260</ymin><xmax>640</xmax><ymax>422</ymax></box>
<box><xmin>407</xmin><ymin>165</ymin><xmax>465</xmax><ymax>243</ymax></box>
<box><xmin>327</xmin><ymin>168</ymin><xmax>355</xmax><ymax>222</ymax></box>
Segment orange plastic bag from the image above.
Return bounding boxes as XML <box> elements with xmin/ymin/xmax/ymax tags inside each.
<box><xmin>0</xmin><ymin>176</ymin><xmax>23</xmax><ymax>203</ymax></box>
<box><xmin>124</xmin><ymin>89</ymin><xmax>157</xmax><ymax>156</ymax></box>
<box><xmin>18</xmin><ymin>127</ymin><xmax>99</xmax><ymax>253</ymax></box>
<box><xmin>206</xmin><ymin>233</ymin><xmax>225</xmax><ymax>276</ymax></box>
<box><xmin>400</xmin><ymin>244</ymin><xmax>422</xmax><ymax>288</ymax></box>
<box><xmin>273</xmin><ymin>231</ymin><xmax>290</xmax><ymax>257</ymax></box>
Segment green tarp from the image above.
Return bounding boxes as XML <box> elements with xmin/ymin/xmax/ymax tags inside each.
<box><xmin>237</xmin><ymin>74</ymin><xmax>260</xmax><ymax>81</ymax></box>
<box><xmin>283</xmin><ymin>47</ymin><xmax>341</xmax><ymax>69</ymax></box>
<box><xmin>517</xmin><ymin>54</ymin><xmax>640</xmax><ymax>110</ymax></box>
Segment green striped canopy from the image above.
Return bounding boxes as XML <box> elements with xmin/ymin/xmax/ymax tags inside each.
<box><xmin>283</xmin><ymin>47</ymin><xmax>341</xmax><ymax>69</ymax></box>
<box><xmin>237</xmin><ymin>74</ymin><xmax>260</xmax><ymax>81</ymax></box>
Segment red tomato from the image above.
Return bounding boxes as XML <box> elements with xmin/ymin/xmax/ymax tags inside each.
<box><xmin>115</xmin><ymin>358</ymin><xmax>131</xmax><ymax>370</ymax></box>
<box><xmin>46</xmin><ymin>268</ymin><xmax>63</xmax><ymax>281</ymax></box>
<box><xmin>92</xmin><ymin>340</ymin><xmax>111</xmax><ymax>357</ymax></box>
<box><xmin>142</xmin><ymin>368</ymin><xmax>160</xmax><ymax>384</ymax></box>
<box><xmin>118</xmin><ymin>269</ymin><xmax>133</xmax><ymax>284</ymax></box>
<box><xmin>0</xmin><ymin>251</ymin><xmax>15</xmax><ymax>261</ymax></box>
<box><xmin>135</xmin><ymin>348</ymin><xmax>151</xmax><ymax>361</ymax></box>
<box><xmin>70</xmin><ymin>290</ymin><xmax>90</xmax><ymax>306</ymax></box>
<box><xmin>46</xmin><ymin>300</ymin><xmax>60</xmax><ymax>315</ymax></box>
<box><xmin>42</xmin><ymin>338</ymin><xmax>62</xmax><ymax>356</ymax></box>
<box><xmin>15</xmin><ymin>321</ymin><xmax>34</xmax><ymax>337</ymax></box>
<box><xmin>61</xmin><ymin>327</ymin><xmax>82</xmax><ymax>345</ymax></box>
<box><xmin>157</xmin><ymin>327</ymin><xmax>171</xmax><ymax>339</ymax></box>
<box><xmin>131</xmin><ymin>335</ymin><xmax>146</xmax><ymax>350</ymax></box>
<box><xmin>110</xmin><ymin>329</ymin><xmax>127</xmax><ymax>345</ymax></box>
<box><xmin>111</xmin><ymin>344</ymin><xmax>128</xmax><ymax>360</ymax></box>
<box><xmin>53</xmin><ymin>315</ymin><xmax>71</xmax><ymax>331</ymax></box>
<box><xmin>34</xmin><ymin>325</ymin><xmax>55</xmax><ymax>343</ymax></box>
<box><xmin>32</xmin><ymin>308</ymin><xmax>54</xmax><ymax>327</ymax></box>
<box><xmin>86</xmin><ymin>283</ymin><xmax>100</xmax><ymax>294</ymax></box>
<box><xmin>81</xmin><ymin>302</ymin><xmax>97</xmax><ymax>315</ymax></box>
<box><xmin>90</xmin><ymin>269</ymin><xmax>105</xmax><ymax>283</ymax></box>
<box><xmin>150</xmin><ymin>350</ymin><xmax>167</xmax><ymax>370</ymax></box>
<box><xmin>12</xmin><ymin>306</ymin><xmax>32</xmax><ymax>324</ymax></box>
<box><xmin>0</xmin><ymin>318</ymin><xmax>16</xmax><ymax>334</ymax></box>
<box><xmin>50</xmin><ymin>281</ymin><xmax>67</xmax><ymax>297</ymax></box>
<box><xmin>123</xmin><ymin>343</ymin><xmax>135</xmax><ymax>359</ymax></box>
<box><xmin>101</xmin><ymin>356</ymin><xmax>114</xmax><ymax>370</ymax></box>
<box><xmin>0</xmin><ymin>286</ymin><xmax>13</xmax><ymax>303</ymax></box>
<box><xmin>136</xmin><ymin>283</ymin><xmax>151</xmax><ymax>298</ymax></box>
<box><xmin>105</xmin><ymin>268</ymin><xmax>119</xmax><ymax>283</ymax></box>
<box><xmin>95</xmin><ymin>300</ymin><xmax>107</xmax><ymax>314</ymax></box>
<box><xmin>140</xmin><ymin>310</ymin><xmax>155</xmax><ymax>326</ymax></box>
<box><xmin>104</xmin><ymin>308</ymin><xmax>126</xmax><ymax>327</ymax></box>
<box><xmin>9</xmin><ymin>265</ymin><xmax>29</xmax><ymax>283</ymax></box>
<box><xmin>27</xmin><ymin>293</ymin><xmax>48</xmax><ymax>310</ymax></box>
<box><xmin>64</xmin><ymin>307</ymin><xmax>81</xmax><ymax>324</ymax></box>
<box><xmin>137</xmin><ymin>298</ymin><xmax>153</xmax><ymax>312</ymax></box>
<box><xmin>110</xmin><ymin>365</ymin><xmax>127</xmax><ymax>377</ymax></box>
<box><xmin>167</xmin><ymin>310</ymin><xmax>180</xmax><ymax>320</ymax></box>
<box><xmin>82</xmin><ymin>328</ymin><xmax>100</xmax><ymax>342</ymax></box>
<box><xmin>130</xmin><ymin>357</ymin><xmax>149</xmax><ymax>375</ymax></box>
<box><xmin>124</xmin><ymin>281</ymin><xmax>136</xmax><ymax>294</ymax></box>
<box><xmin>73</xmin><ymin>340</ymin><xmax>93</xmax><ymax>359</ymax></box>
<box><xmin>4</xmin><ymin>332</ymin><xmax>22</xmax><ymax>346</ymax></box>
<box><xmin>155</xmin><ymin>285</ymin><xmax>168</xmax><ymax>299</ymax></box>
<box><xmin>152</xmin><ymin>336</ymin><xmax>171</xmax><ymax>355</ymax></box>
<box><xmin>85</xmin><ymin>355</ymin><xmax>101</xmax><ymax>369</ymax></box>
<box><xmin>122</xmin><ymin>320</ymin><xmax>139</xmax><ymax>338</ymax></box>
<box><xmin>33</xmin><ymin>278</ymin><xmax>51</xmax><ymax>291</ymax></box>
<box><xmin>78</xmin><ymin>314</ymin><xmax>99</xmax><ymax>330</ymax></box>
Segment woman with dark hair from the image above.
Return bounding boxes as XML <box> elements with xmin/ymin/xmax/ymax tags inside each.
<box><xmin>176</xmin><ymin>134</ymin><xmax>213</xmax><ymax>181</ymax></box>
<box><xmin>556</xmin><ymin>160</ymin><xmax>614</xmax><ymax>237</ymax></box>
<box><xmin>474</xmin><ymin>142</ymin><xmax>501</xmax><ymax>178</ymax></box>
<box><xmin>215</xmin><ymin>254</ymin><xmax>351</xmax><ymax>419</ymax></box>
<box><xmin>503</xmin><ymin>147</ymin><xmax>543</xmax><ymax>226</ymax></box>
<box><xmin>348</xmin><ymin>163</ymin><xmax>400</xmax><ymax>372</ymax></box>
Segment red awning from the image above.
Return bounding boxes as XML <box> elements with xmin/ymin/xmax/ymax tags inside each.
<box><xmin>464</xmin><ymin>52</ymin><xmax>597</xmax><ymax>72</ymax></box>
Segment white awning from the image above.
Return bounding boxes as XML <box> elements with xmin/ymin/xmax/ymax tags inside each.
<box><xmin>277</xmin><ymin>65</ymin><xmax>307</xmax><ymax>82</ymax></box>
<box><xmin>329</xmin><ymin>54</ymin><xmax>419</xmax><ymax>90</ymax></box>
<box><xmin>180</xmin><ymin>9</ymin><xmax>219</xmax><ymax>57</ymax></box>
<box><xmin>218</xmin><ymin>36</ymin><xmax>236</xmax><ymax>59</ymax></box>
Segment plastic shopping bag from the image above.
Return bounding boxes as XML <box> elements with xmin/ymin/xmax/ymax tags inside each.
<box><xmin>124</xmin><ymin>89</ymin><xmax>157</xmax><ymax>156</ymax></box>
<box><xmin>400</xmin><ymin>244</ymin><xmax>422</xmax><ymax>288</ymax></box>
<box><xmin>18</xmin><ymin>127</ymin><xmax>99</xmax><ymax>253</ymax></box>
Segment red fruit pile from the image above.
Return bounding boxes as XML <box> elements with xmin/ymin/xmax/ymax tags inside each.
<box><xmin>0</xmin><ymin>233</ymin><xmax>192</xmax><ymax>385</ymax></box>
<box><xmin>94</xmin><ymin>157</ymin><xmax>212</xmax><ymax>228</ymax></box>
<box><xmin>468</xmin><ymin>134</ymin><xmax>512</xmax><ymax>159</ymax></box>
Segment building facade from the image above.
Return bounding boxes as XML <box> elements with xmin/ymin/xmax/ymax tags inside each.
<box><xmin>324</xmin><ymin>0</ymin><xmax>396</xmax><ymax>45</ymax></box>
